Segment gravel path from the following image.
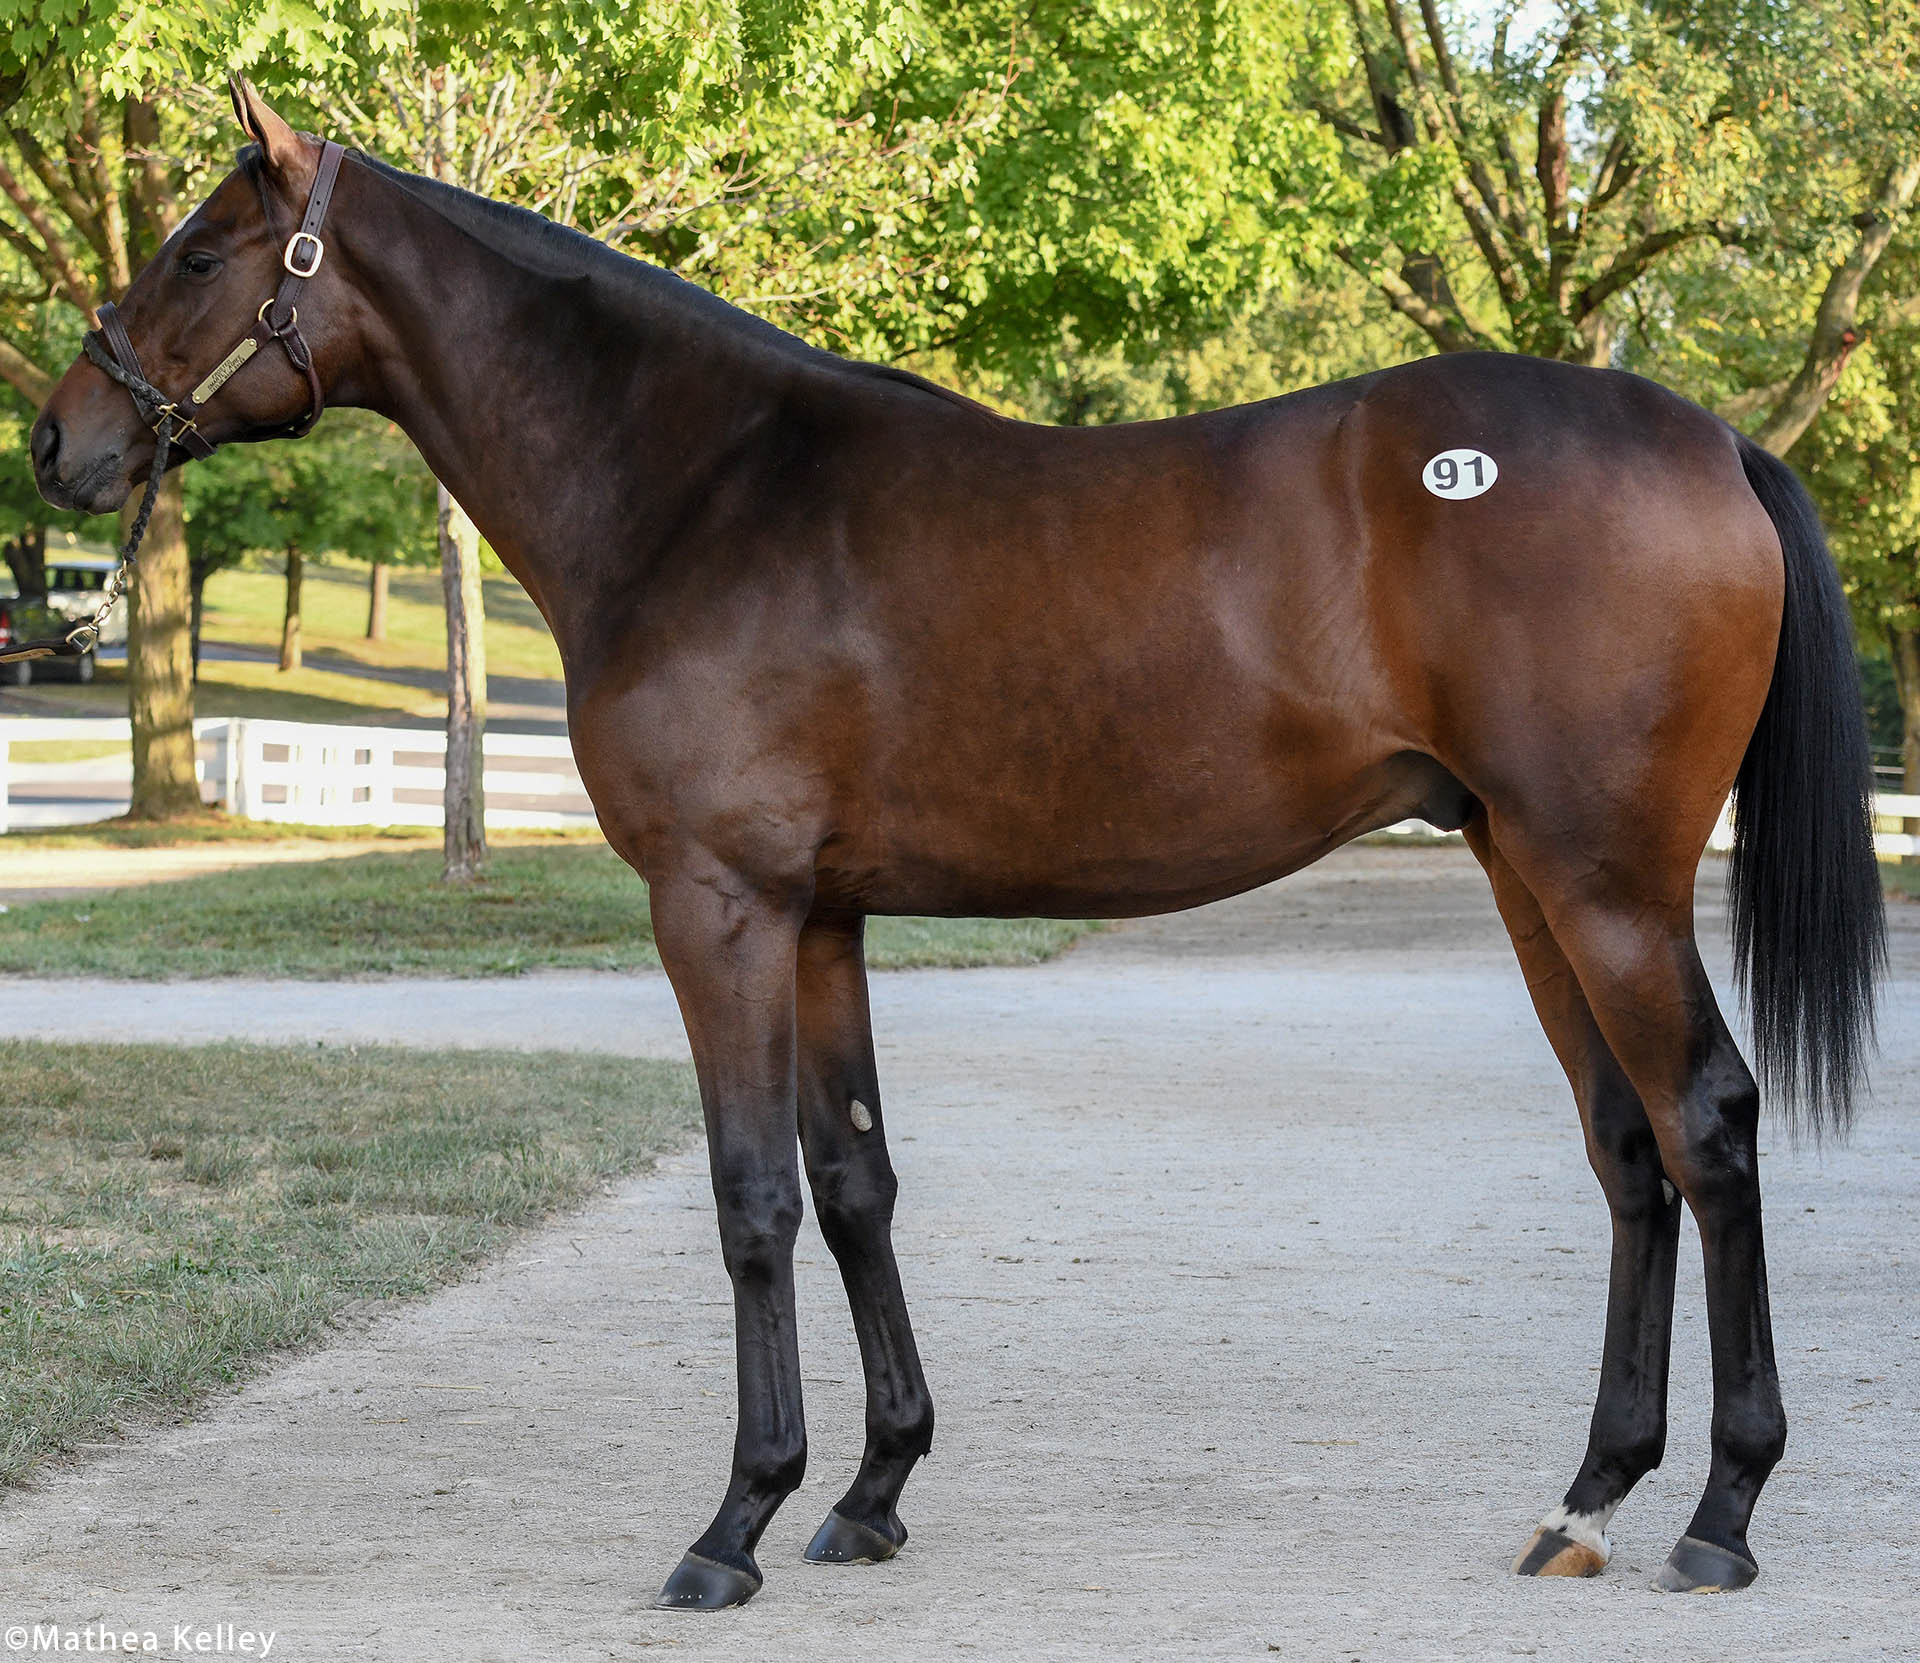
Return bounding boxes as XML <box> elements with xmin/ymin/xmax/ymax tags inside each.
<box><xmin>0</xmin><ymin>847</ymin><xmax>1914</xmax><ymax>1660</ymax></box>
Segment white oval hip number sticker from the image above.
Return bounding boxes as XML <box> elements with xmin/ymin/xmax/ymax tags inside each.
<box><xmin>1422</xmin><ymin>448</ymin><xmax>1498</xmax><ymax>499</ymax></box>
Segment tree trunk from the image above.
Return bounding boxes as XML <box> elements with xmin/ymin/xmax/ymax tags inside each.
<box><xmin>366</xmin><ymin>559</ymin><xmax>389</xmax><ymax>640</ymax></box>
<box><xmin>279</xmin><ymin>545</ymin><xmax>304</xmax><ymax>672</ymax></box>
<box><xmin>122</xmin><ymin>96</ymin><xmax>196</xmax><ymax>819</ymax></box>
<box><xmin>1889</xmin><ymin>623</ymin><xmax>1920</xmax><ymax>786</ymax></box>
<box><xmin>439</xmin><ymin>483</ymin><xmax>487</xmax><ymax>881</ymax></box>
<box><xmin>1889</xmin><ymin>622</ymin><xmax>1920</xmax><ymax>862</ymax></box>
<box><xmin>188</xmin><ymin>566</ymin><xmax>205</xmax><ymax>681</ymax></box>
<box><xmin>3</xmin><ymin>525</ymin><xmax>46</xmax><ymax>599</ymax></box>
<box><xmin>126</xmin><ymin>471</ymin><xmax>201</xmax><ymax>819</ymax></box>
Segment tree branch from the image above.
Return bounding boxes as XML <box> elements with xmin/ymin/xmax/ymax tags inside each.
<box><xmin>1716</xmin><ymin>377</ymin><xmax>1792</xmax><ymax>425</ymax></box>
<box><xmin>1310</xmin><ymin>100</ymin><xmax>1386</xmax><ymax>148</ymax></box>
<box><xmin>1340</xmin><ymin>246</ymin><xmax>1486</xmax><ymax>353</ymax></box>
<box><xmin>0</xmin><ymin>332</ymin><xmax>54</xmax><ymax>404</ymax></box>
<box><xmin>1573</xmin><ymin>224</ymin><xmax>1720</xmax><ymax>320</ymax></box>
<box><xmin>9</xmin><ymin>126</ymin><xmax>107</xmax><ymax>266</ymax></box>
<box><xmin>0</xmin><ymin>150</ymin><xmax>95</xmax><ymax>312</ymax></box>
<box><xmin>1379</xmin><ymin>0</ymin><xmax>1530</xmax><ymax>311</ymax></box>
<box><xmin>1754</xmin><ymin>154</ymin><xmax>1920</xmax><ymax>455</ymax></box>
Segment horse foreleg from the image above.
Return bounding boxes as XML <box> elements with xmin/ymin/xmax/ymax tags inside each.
<box><xmin>1467</xmin><ymin>822</ymin><xmax>1681</xmax><ymax>1578</ymax></box>
<box><xmin>793</xmin><ymin>913</ymin><xmax>935</xmax><ymax>1565</ymax></box>
<box><xmin>650</xmin><ymin>870</ymin><xmax>809</xmax><ymax>1611</ymax></box>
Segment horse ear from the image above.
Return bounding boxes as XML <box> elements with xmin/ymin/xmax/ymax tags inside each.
<box><xmin>228</xmin><ymin>75</ymin><xmax>306</xmax><ymax>180</ymax></box>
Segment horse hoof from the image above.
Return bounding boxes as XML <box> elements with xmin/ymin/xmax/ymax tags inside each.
<box><xmin>803</xmin><ymin>1509</ymin><xmax>906</xmax><ymax>1565</ymax></box>
<box><xmin>654</xmin><ymin>1551</ymin><xmax>763</xmax><ymax>1609</ymax></box>
<box><xmin>1512</xmin><ymin>1524</ymin><xmax>1607</xmax><ymax>1578</ymax></box>
<box><xmin>1651</xmin><ymin>1535</ymin><xmax>1758</xmax><ymax>1593</ymax></box>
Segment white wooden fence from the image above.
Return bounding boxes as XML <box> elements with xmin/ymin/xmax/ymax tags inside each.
<box><xmin>3</xmin><ymin>713</ymin><xmax>1918</xmax><ymax>851</ymax></box>
<box><xmin>0</xmin><ymin>716</ymin><xmax>595</xmax><ymax>834</ymax></box>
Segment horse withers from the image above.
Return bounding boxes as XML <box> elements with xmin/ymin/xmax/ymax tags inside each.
<box><xmin>32</xmin><ymin>80</ymin><xmax>1883</xmax><ymax>1607</ymax></box>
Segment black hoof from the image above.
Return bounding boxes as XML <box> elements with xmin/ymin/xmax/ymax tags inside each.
<box><xmin>1651</xmin><ymin>1534</ymin><xmax>1758</xmax><ymax>1594</ymax></box>
<box><xmin>654</xmin><ymin>1551</ymin><xmax>763</xmax><ymax>1610</ymax></box>
<box><xmin>803</xmin><ymin>1508</ymin><xmax>905</xmax><ymax>1565</ymax></box>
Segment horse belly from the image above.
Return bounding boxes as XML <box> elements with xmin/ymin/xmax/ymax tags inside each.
<box><xmin>820</xmin><ymin>693</ymin><xmax>1453</xmax><ymax>920</ymax></box>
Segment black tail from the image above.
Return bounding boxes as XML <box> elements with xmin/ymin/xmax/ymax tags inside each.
<box><xmin>1728</xmin><ymin>435</ymin><xmax>1885</xmax><ymax>1137</ymax></box>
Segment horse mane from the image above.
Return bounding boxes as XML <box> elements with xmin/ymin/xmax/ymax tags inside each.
<box><xmin>337</xmin><ymin>150</ymin><xmax>992</xmax><ymax>416</ymax></box>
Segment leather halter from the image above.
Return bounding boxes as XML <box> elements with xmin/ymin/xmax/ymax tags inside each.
<box><xmin>0</xmin><ymin>140</ymin><xmax>345</xmax><ymax>665</ymax></box>
<box><xmin>84</xmin><ymin>139</ymin><xmax>346</xmax><ymax>460</ymax></box>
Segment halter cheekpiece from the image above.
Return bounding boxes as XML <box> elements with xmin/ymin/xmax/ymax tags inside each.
<box><xmin>0</xmin><ymin>139</ymin><xmax>345</xmax><ymax>664</ymax></box>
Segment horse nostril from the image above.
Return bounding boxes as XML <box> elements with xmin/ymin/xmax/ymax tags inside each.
<box><xmin>30</xmin><ymin>416</ymin><xmax>59</xmax><ymax>475</ymax></box>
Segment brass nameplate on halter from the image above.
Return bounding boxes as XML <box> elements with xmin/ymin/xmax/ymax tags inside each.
<box><xmin>190</xmin><ymin>336</ymin><xmax>260</xmax><ymax>406</ymax></box>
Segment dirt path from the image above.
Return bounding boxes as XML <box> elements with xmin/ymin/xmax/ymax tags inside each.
<box><xmin>0</xmin><ymin>847</ymin><xmax>1914</xmax><ymax>1660</ymax></box>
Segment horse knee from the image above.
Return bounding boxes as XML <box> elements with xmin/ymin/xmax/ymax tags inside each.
<box><xmin>714</xmin><ymin>1170</ymin><xmax>804</xmax><ymax>1283</ymax></box>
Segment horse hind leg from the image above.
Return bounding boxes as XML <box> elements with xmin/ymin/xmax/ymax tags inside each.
<box><xmin>1465</xmin><ymin>818</ymin><xmax>1682</xmax><ymax>1579</ymax></box>
<box><xmin>794</xmin><ymin>913</ymin><xmax>935</xmax><ymax>1566</ymax></box>
<box><xmin>1489</xmin><ymin>815</ymin><xmax>1783</xmax><ymax>1593</ymax></box>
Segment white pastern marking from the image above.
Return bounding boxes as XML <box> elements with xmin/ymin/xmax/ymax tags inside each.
<box><xmin>1421</xmin><ymin>447</ymin><xmax>1498</xmax><ymax>500</ymax></box>
<box><xmin>849</xmin><ymin>1099</ymin><xmax>874</xmax><ymax>1133</ymax></box>
<box><xmin>1541</xmin><ymin>1503</ymin><xmax>1615</xmax><ymax>1559</ymax></box>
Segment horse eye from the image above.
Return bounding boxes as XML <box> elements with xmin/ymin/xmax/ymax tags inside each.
<box><xmin>177</xmin><ymin>251</ymin><xmax>222</xmax><ymax>281</ymax></box>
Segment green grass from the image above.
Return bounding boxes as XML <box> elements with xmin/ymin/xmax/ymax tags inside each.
<box><xmin>6</xmin><ymin>739</ymin><xmax>129</xmax><ymax>763</ymax></box>
<box><xmin>0</xmin><ymin>842</ymin><xmax>1100</xmax><ymax>977</ymax></box>
<box><xmin>1881</xmin><ymin>861</ymin><xmax>1920</xmax><ymax>901</ymax></box>
<box><xmin>202</xmin><ymin>560</ymin><xmax>562</xmax><ymax>682</ymax></box>
<box><xmin>0</xmin><ymin>1039</ymin><xmax>698</xmax><ymax>1485</ymax></box>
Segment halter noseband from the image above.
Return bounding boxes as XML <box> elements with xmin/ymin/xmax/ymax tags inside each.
<box><xmin>0</xmin><ymin>140</ymin><xmax>345</xmax><ymax>664</ymax></box>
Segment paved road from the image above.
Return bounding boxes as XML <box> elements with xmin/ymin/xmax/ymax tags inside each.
<box><xmin>0</xmin><ymin>848</ymin><xmax>1914</xmax><ymax>1660</ymax></box>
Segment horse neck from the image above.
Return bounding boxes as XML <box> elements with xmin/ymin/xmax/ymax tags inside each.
<box><xmin>337</xmin><ymin>164</ymin><xmax>801</xmax><ymax>655</ymax></box>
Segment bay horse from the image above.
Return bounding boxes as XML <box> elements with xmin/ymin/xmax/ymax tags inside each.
<box><xmin>33</xmin><ymin>81</ymin><xmax>1882</xmax><ymax>1608</ymax></box>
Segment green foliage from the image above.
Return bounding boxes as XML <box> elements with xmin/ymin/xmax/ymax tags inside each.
<box><xmin>1793</xmin><ymin>288</ymin><xmax>1920</xmax><ymax>639</ymax></box>
<box><xmin>182</xmin><ymin>409</ymin><xmax>437</xmax><ymax>577</ymax></box>
<box><xmin>275</xmin><ymin>2</ymin><xmax>1337</xmax><ymax>378</ymax></box>
<box><xmin>0</xmin><ymin>306</ymin><xmax>89</xmax><ymax>546</ymax></box>
<box><xmin>1304</xmin><ymin>1</ymin><xmax>1920</xmax><ymax>371</ymax></box>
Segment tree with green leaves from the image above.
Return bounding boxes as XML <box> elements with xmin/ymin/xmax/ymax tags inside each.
<box><xmin>181</xmin><ymin>408</ymin><xmax>435</xmax><ymax>672</ymax></box>
<box><xmin>1302</xmin><ymin>0</ymin><xmax>1918</xmax><ymax>458</ymax></box>
<box><xmin>1792</xmin><ymin>245</ymin><xmax>1920</xmax><ymax>788</ymax></box>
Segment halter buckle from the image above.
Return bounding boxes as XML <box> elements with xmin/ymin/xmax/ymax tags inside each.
<box><xmin>283</xmin><ymin>231</ymin><xmax>324</xmax><ymax>278</ymax></box>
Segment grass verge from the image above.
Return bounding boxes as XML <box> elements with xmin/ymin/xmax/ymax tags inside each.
<box><xmin>202</xmin><ymin>561</ymin><xmax>562</xmax><ymax>682</ymax></box>
<box><xmin>0</xmin><ymin>1039</ymin><xmax>698</xmax><ymax>1485</ymax></box>
<box><xmin>0</xmin><ymin>843</ymin><xmax>1100</xmax><ymax>976</ymax></box>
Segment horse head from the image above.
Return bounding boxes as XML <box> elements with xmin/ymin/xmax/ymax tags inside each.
<box><xmin>33</xmin><ymin>79</ymin><xmax>358</xmax><ymax>514</ymax></box>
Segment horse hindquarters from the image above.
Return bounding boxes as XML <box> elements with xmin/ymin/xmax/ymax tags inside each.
<box><xmin>1467</xmin><ymin>434</ymin><xmax>1879</xmax><ymax>1591</ymax></box>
